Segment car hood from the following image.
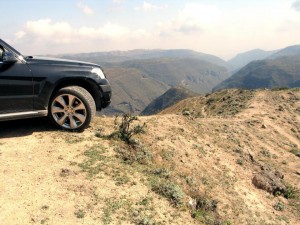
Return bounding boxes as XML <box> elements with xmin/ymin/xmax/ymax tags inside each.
<box><xmin>25</xmin><ymin>56</ymin><xmax>99</xmax><ymax>68</ymax></box>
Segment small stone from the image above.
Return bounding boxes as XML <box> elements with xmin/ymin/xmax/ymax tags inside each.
<box><xmin>132</xmin><ymin>210</ymin><xmax>139</xmax><ymax>217</ymax></box>
<box><xmin>296</xmin><ymin>171</ymin><xmax>300</xmax><ymax>176</ymax></box>
<box><xmin>188</xmin><ymin>197</ymin><xmax>197</xmax><ymax>210</ymax></box>
<box><xmin>261</xmin><ymin>124</ymin><xmax>267</xmax><ymax>129</ymax></box>
<box><xmin>182</xmin><ymin>111</ymin><xmax>191</xmax><ymax>116</ymax></box>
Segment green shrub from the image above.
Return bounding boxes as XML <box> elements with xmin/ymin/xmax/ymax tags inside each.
<box><xmin>109</xmin><ymin>114</ymin><xmax>146</xmax><ymax>145</ymax></box>
<box><xmin>284</xmin><ymin>186</ymin><xmax>299</xmax><ymax>199</ymax></box>
<box><xmin>151</xmin><ymin>180</ymin><xmax>185</xmax><ymax>207</ymax></box>
<box><xmin>114</xmin><ymin>143</ymin><xmax>152</xmax><ymax>164</ymax></box>
<box><xmin>290</xmin><ymin>149</ymin><xmax>300</xmax><ymax>158</ymax></box>
<box><xmin>74</xmin><ymin>209</ymin><xmax>85</xmax><ymax>218</ymax></box>
<box><xmin>274</xmin><ymin>201</ymin><xmax>285</xmax><ymax>211</ymax></box>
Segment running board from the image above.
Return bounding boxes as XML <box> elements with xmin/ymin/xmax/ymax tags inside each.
<box><xmin>0</xmin><ymin>110</ymin><xmax>48</xmax><ymax>121</ymax></box>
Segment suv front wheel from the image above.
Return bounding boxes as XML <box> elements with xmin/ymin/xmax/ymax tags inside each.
<box><xmin>49</xmin><ymin>86</ymin><xmax>96</xmax><ymax>131</ymax></box>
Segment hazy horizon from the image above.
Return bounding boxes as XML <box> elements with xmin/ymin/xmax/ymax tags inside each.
<box><xmin>1</xmin><ymin>0</ymin><xmax>300</xmax><ymax>60</ymax></box>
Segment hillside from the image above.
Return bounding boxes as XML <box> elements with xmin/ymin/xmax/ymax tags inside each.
<box><xmin>57</xmin><ymin>50</ymin><xmax>230</xmax><ymax>115</ymax></box>
<box><xmin>101</xmin><ymin>67</ymin><xmax>169</xmax><ymax>115</ymax></box>
<box><xmin>1</xmin><ymin>89</ymin><xmax>299</xmax><ymax>225</ymax></box>
<box><xmin>141</xmin><ymin>86</ymin><xmax>198</xmax><ymax>115</ymax></box>
<box><xmin>118</xmin><ymin>58</ymin><xmax>229</xmax><ymax>94</ymax></box>
<box><xmin>228</xmin><ymin>49</ymin><xmax>277</xmax><ymax>71</ymax></box>
<box><xmin>213</xmin><ymin>56</ymin><xmax>300</xmax><ymax>91</ymax></box>
<box><xmin>101</xmin><ymin>57</ymin><xmax>229</xmax><ymax>115</ymax></box>
<box><xmin>268</xmin><ymin>45</ymin><xmax>300</xmax><ymax>59</ymax></box>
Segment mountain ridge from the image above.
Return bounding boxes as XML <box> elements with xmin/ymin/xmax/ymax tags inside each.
<box><xmin>141</xmin><ymin>86</ymin><xmax>198</xmax><ymax>115</ymax></box>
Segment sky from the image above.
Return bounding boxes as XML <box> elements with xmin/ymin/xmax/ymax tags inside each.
<box><xmin>1</xmin><ymin>0</ymin><xmax>300</xmax><ymax>60</ymax></box>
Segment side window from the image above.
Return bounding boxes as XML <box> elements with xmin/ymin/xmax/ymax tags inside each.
<box><xmin>0</xmin><ymin>45</ymin><xmax>4</xmax><ymax>62</ymax></box>
<box><xmin>0</xmin><ymin>47</ymin><xmax>3</xmax><ymax>62</ymax></box>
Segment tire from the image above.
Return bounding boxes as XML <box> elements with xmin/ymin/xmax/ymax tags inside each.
<box><xmin>49</xmin><ymin>86</ymin><xmax>96</xmax><ymax>131</ymax></box>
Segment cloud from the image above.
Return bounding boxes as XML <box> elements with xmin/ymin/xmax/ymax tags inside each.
<box><xmin>158</xmin><ymin>20</ymin><xmax>203</xmax><ymax>36</ymax></box>
<box><xmin>135</xmin><ymin>1</ymin><xmax>167</xmax><ymax>11</ymax></box>
<box><xmin>157</xmin><ymin>3</ymin><xmax>219</xmax><ymax>35</ymax></box>
<box><xmin>25</xmin><ymin>19</ymin><xmax>74</xmax><ymax>43</ymax></box>
<box><xmin>21</xmin><ymin>19</ymin><xmax>149</xmax><ymax>42</ymax></box>
<box><xmin>15</xmin><ymin>31</ymin><xmax>26</xmax><ymax>40</ymax></box>
<box><xmin>13</xmin><ymin>19</ymin><xmax>150</xmax><ymax>54</ymax></box>
<box><xmin>292</xmin><ymin>1</ymin><xmax>300</xmax><ymax>11</ymax></box>
<box><xmin>77</xmin><ymin>1</ymin><xmax>94</xmax><ymax>15</ymax></box>
<box><xmin>78</xmin><ymin>22</ymin><xmax>130</xmax><ymax>39</ymax></box>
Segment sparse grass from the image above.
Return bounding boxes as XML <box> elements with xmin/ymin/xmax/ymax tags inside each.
<box><xmin>78</xmin><ymin>145</ymin><xmax>108</xmax><ymax>178</ymax></box>
<box><xmin>236</xmin><ymin>158</ymin><xmax>244</xmax><ymax>165</ymax></box>
<box><xmin>290</xmin><ymin>148</ymin><xmax>300</xmax><ymax>158</ymax></box>
<box><xmin>151</xmin><ymin>178</ymin><xmax>185</xmax><ymax>207</ymax></box>
<box><xmin>274</xmin><ymin>201</ymin><xmax>285</xmax><ymax>211</ymax></box>
<box><xmin>138</xmin><ymin>217</ymin><xmax>156</xmax><ymax>225</ymax></box>
<box><xmin>40</xmin><ymin>218</ymin><xmax>49</xmax><ymax>224</ymax></box>
<box><xmin>260</xmin><ymin>149</ymin><xmax>271</xmax><ymax>158</ymax></box>
<box><xmin>138</xmin><ymin>197</ymin><xmax>153</xmax><ymax>206</ymax></box>
<box><xmin>101</xmin><ymin>198</ymin><xmax>132</xmax><ymax>225</ymax></box>
<box><xmin>159</xmin><ymin>149</ymin><xmax>175</xmax><ymax>161</ymax></box>
<box><xmin>152</xmin><ymin>167</ymin><xmax>171</xmax><ymax>179</ymax></box>
<box><xmin>74</xmin><ymin>209</ymin><xmax>85</xmax><ymax>219</ymax></box>
<box><xmin>114</xmin><ymin>143</ymin><xmax>152</xmax><ymax>164</ymax></box>
<box><xmin>65</xmin><ymin>135</ymin><xmax>84</xmax><ymax>144</ymax></box>
<box><xmin>271</xmin><ymin>87</ymin><xmax>289</xmax><ymax>91</ymax></box>
<box><xmin>190</xmin><ymin>193</ymin><xmax>221</xmax><ymax>225</ymax></box>
<box><xmin>284</xmin><ymin>186</ymin><xmax>300</xmax><ymax>199</ymax></box>
<box><xmin>111</xmin><ymin>170</ymin><xmax>130</xmax><ymax>186</ymax></box>
<box><xmin>59</xmin><ymin>168</ymin><xmax>70</xmax><ymax>177</ymax></box>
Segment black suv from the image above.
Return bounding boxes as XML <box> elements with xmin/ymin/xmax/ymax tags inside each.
<box><xmin>0</xmin><ymin>39</ymin><xmax>111</xmax><ymax>131</ymax></box>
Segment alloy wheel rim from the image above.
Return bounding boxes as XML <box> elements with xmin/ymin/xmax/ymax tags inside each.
<box><xmin>51</xmin><ymin>94</ymin><xmax>87</xmax><ymax>129</ymax></box>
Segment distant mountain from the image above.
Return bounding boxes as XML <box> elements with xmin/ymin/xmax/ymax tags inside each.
<box><xmin>141</xmin><ymin>86</ymin><xmax>198</xmax><ymax>115</ymax></box>
<box><xmin>268</xmin><ymin>45</ymin><xmax>300</xmax><ymax>59</ymax></box>
<box><xmin>214</xmin><ymin>55</ymin><xmax>300</xmax><ymax>91</ymax></box>
<box><xmin>58</xmin><ymin>49</ymin><xmax>229</xmax><ymax>69</ymax></box>
<box><xmin>228</xmin><ymin>49</ymin><xmax>277</xmax><ymax>71</ymax></box>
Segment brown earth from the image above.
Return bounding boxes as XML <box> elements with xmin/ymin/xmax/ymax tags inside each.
<box><xmin>0</xmin><ymin>88</ymin><xmax>299</xmax><ymax>225</ymax></box>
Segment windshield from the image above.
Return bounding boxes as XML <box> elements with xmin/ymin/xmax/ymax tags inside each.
<box><xmin>0</xmin><ymin>39</ymin><xmax>23</xmax><ymax>58</ymax></box>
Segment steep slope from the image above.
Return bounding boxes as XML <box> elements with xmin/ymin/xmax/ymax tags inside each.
<box><xmin>213</xmin><ymin>56</ymin><xmax>300</xmax><ymax>91</ymax></box>
<box><xmin>102</xmin><ymin>67</ymin><xmax>169</xmax><ymax>115</ymax></box>
<box><xmin>141</xmin><ymin>86</ymin><xmax>198</xmax><ymax>115</ymax></box>
<box><xmin>228</xmin><ymin>49</ymin><xmax>277</xmax><ymax>71</ymax></box>
<box><xmin>1</xmin><ymin>89</ymin><xmax>299</xmax><ymax>225</ymax></box>
<box><xmin>161</xmin><ymin>89</ymin><xmax>255</xmax><ymax>116</ymax></box>
<box><xmin>119</xmin><ymin>58</ymin><xmax>230</xmax><ymax>94</ymax></box>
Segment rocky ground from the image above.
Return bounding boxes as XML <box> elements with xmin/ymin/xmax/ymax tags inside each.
<box><xmin>0</xmin><ymin>88</ymin><xmax>299</xmax><ymax>225</ymax></box>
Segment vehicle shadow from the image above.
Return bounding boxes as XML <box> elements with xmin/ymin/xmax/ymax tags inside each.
<box><xmin>0</xmin><ymin>117</ymin><xmax>55</xmax><ymax>138</ymax></box>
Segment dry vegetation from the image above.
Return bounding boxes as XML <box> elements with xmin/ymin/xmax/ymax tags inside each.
<box><xmin>0</xmin><ymin>88</ymin><xmax>299</xmax><ymax>225</ymax></box>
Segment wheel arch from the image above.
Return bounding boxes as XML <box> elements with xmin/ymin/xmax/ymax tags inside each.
<box><xmin>49</xmin><ymin>78</ymin><xmax>102</xmax><ymax>110</ymax></box>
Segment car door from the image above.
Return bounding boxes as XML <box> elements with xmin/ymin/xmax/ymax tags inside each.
<box><xmin>0</xmin><ymin>47</ymin><xmax>33</xmax><ymax>114</ymax></box>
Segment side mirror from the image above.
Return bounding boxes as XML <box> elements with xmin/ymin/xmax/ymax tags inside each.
<box><xmin>3</xmin><ymin>52</ymin><xmax>17</xmax><ymax>64</ymax></box>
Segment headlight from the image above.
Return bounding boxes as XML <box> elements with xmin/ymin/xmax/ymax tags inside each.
<box><xmin>91</xmin><ymin>67</ymin><xmax>106</xmax><ymax>79</ymax></box>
